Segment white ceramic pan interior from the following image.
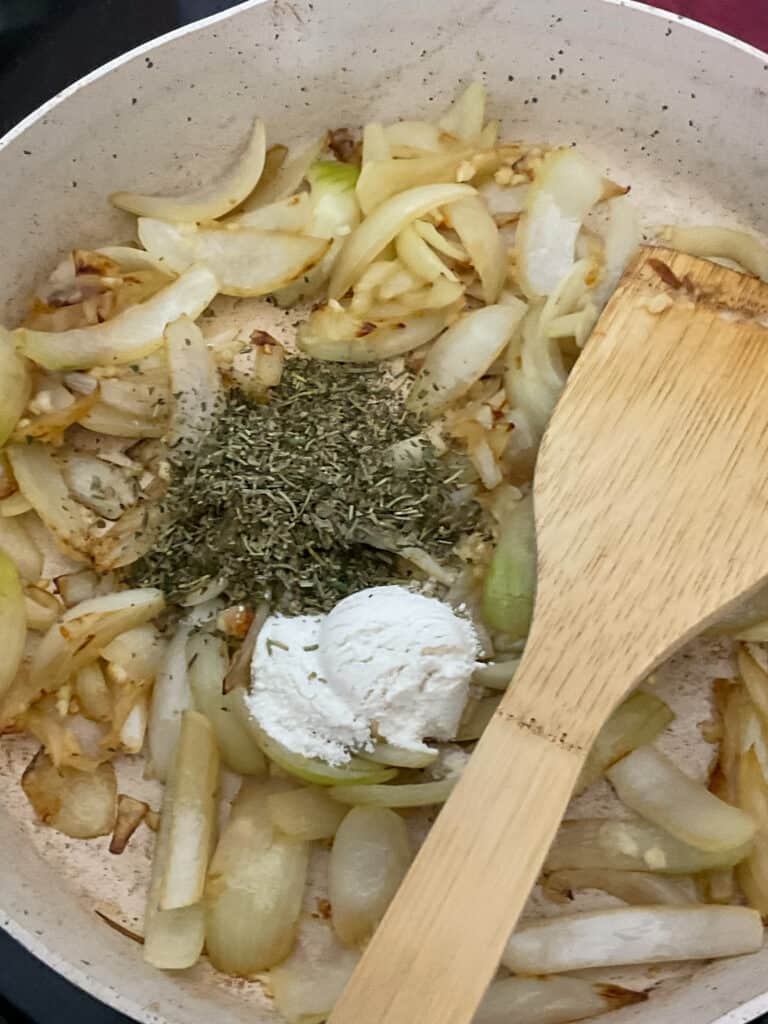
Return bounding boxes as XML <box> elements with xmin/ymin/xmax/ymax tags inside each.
<box><xmin>1</xmin><ymin>1</ymin><xmax>768</xmax><ymax>1021</ymax></box>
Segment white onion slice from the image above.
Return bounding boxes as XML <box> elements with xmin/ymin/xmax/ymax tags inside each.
<box><xmin>542</xmin><ymin>868</ymin><xmax>699</xmax><ymax>906</ymax></box>
<box><xmin>298</xmin><ymin>304</ymin><xmax>460</xmax><ymax>363</ymax></box>
<box><xmin>396</xmin><ymin>223</ymin><xmax>457</xmax><ymax>283</ymax></box>
<box><xmin>138</xmin><ymin>219</ymin><xmax>330</xmax><ymax>297</ymax></box>
<box><xmin>593</xmin><ymin>197</ymin><xmax>641</xmax><ymax>306</ymax></box>
<box><xmin>439</xmin><ymin>82</ymin><xmax>486</xmax><ymax>143</ymax></box>
<box><xmin>448</xmin><ymin>195</ymin><xmax>507</xmax><ymax>302</ymax></box>
<box><xmin>0</xmin><ymin>552</ymin><xmax>25</xmax><ymax>697</ymax></box>
<box><xmin>408</xmin><ymin>301</ymin><xmax>526</xmax><ymax>416</ymax></box>
<box><xmin>330</xmin><ymin>183</ymin><xmax>475</xmax><ymax>298</ymax></box>
<box><xmin>227</xmin><ymin>191</ymin><xmax>311</xmax><ymax>231</ymax></box>
<box><xmin>266</xmin><ymin>786</ymin><xmax>347</xmax><ymax>841</ymax></box>
<box><xmin>329</xmin><ymin>779</ymin><xmax>455</xmax><ymax>807</ymax></box>
<box><xmin>659</xmin><ymin>224</ymin><xmax>768</xmax><ymax>281</ymax></box>
<box><xmin>607</xmin><ymin>745</ymin><xmax>755</xmax><ymax>852</ymax></box>
<box><xmin>0</xmin><ymin>327</ymin><xmax>31</xmax><ymax>445</ymax></box>
<box><xmin>356</xmin><ymin>152</ymin><xmax>471</xmax><ymax>216</ymax></box>
<box><xmin>0</xmin><ymin>515</ymin><xmax>42</xmax><ymax>582</ymax></box>
<box><xmin>240</xmin><ymin>135</ymin><xmax>326</xmax><ymax>211</ymax></box>
<box><xmin>18</xmin><ymin>264</ymin><xmax>219</xmax><ymax>370</ymax></box>
<box><xmin>7</xmin><ymin>443</ymin><xmax>94</xmax><ymax>559</ymax></box>
<box><xmin>147</xmin><ymin>623</ymin><xmax>193</xmax><ymax>783</ymax></box>
<box><xmin>329</xmin><ymin>806</ymin><xmax>412</xmax><ymax>946</ymax></box>
<box><xmin>502</xmin><ymin>905</ymin><xmax>763</xmax><ymax>974</ymax></box>
<box><xmin>475</xmin><ymin>975</ymin><xmax>645</xmax><ymax>1024</ymax></box>
<box><xmin>165</xmin><ymin>315</ymin><xmax>221</xmax><ymax>451</ymax></box>
<box><xmin>546</xmin><ymin>818</ymin><xmax>752</xmax><ymax>875</ymax></box>
<box><xmin>516</xmin><ymin>149</ymin><xmax>605</xmax><ymax>297</ymax></box>
<box><xmin>384</xmin><ymin>120</ymin><xmax>442</xmax><ymax>154</ymax></box>
<box><xmin>111</xmin><ymin>118</ymin><xmax>266</xmax><ymax>222</ymax></box>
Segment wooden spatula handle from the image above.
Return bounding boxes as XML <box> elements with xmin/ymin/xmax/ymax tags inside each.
<box><xmin>328</xmin><ymin>686</ymin><xmax>585</xmax><ymax>1024</ymax></box>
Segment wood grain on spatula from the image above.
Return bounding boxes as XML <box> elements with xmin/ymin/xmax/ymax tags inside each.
<box><xmin>328</xmin><ymin>247</ymin><xmax>768</xmax><ymax>1024</ymax></box>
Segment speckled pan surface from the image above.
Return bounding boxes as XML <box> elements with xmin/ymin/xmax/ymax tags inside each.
<box><xmin>1</xmin><ymin>1</ymin><xmax>767</xmax><ymax>1022</ymax></box>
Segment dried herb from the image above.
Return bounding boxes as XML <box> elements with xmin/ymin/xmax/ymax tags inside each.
<box><xmin>130</xmin><ymin>358</ymin><xmax>481</xmax><ymax>612</ymax></box>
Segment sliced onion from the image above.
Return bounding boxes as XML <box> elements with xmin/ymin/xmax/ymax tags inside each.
<box><xmin>481</xmin><ymin>493</ymin><xmax>535</xmax><ymax>638</ymax></box>
<box><xmin>119</xmin><ymin>693</ymin><xmax>149</xmax><ymax>754</ymax></box>
<box><xmin>516</xmin><ymin>149</ymin><xmax>605</xmax><ymax>297</ymax></box>
<box><xmin>266</xmin><ymin>786</ymin><xmax>347</xmax><ymax>841</ymax></box>
<box><xmin>158</xmin><ymin>710</ymin><xmax>219</xmax><ymax>911</ymax></box>
<box><xmin>232</xmin><ymin>692</ymin><xmax>397</xmax><ymax>787</ymax></box>
<box><xmin>56</xmin><ymin>569</ymin><xmax>100</xmax><ymax>607</ymax></box>
<box><xmin>735</xmin><ymin>748</ymin><xmax>768</xmax><ymax>915</ymax></box>
<box><xmin>545</xmin><ymin>818</ymin><xmax>752</xmax><ymax>875</ymax></box>
<box><xmin>298</xmin><ymin>303</ymin><xmax>460</xmax><ymax>363</ymax></box>
<box><xmin>0</xmin><ymin>552</ymin><xmax>25</xmax><ymax>697</ymax></box>
<box><xmin>475</xmin><ymin>975</ymin><xmax>645</xmax><ymax>1024</ymax></box>
<box><xmin>75</xmin><ymin>663</ymin><xmax>112</xmax><ymax>723</ymax></box>
<box><xmin>187</xmin><ymin>632</ymin><xmax>266</xmax><ymax>776</ymax></box>
<box><xmin>62</xmin><ymin>453</ymin><xmax>138</xmax><ymax>521</ymax></box>
<box><xmin>472</xmin><ymin>658</ymin><xmax>520</xmax><ymax>691</ymax></box>
<box><xmin>24</xmin><ymin>587</ymin><xmax>61</xmax><ymax>631</ymax></box>
<box><xmin>396</xmin><ymin>224</ymin><xmax>457</xmax><ymax>283</ymax></box>
<box><xmin>138</xmin><ymin>219</ymin><xmax>330</xmax><ymax>298</ymax></box>
<box><xmin>96</xmin><ymin>246</ymin><xmax>171</xmax><ymax>274</ymax></box>
<box><xmin>448</xmin><ymin>195</ymin><xmax>507</xmax><ymax>302</ymax></box>
<box><xmin>359</xmin><ymin>742</ymin><xmax>438</xmax><ymax>769</ymax></box>
<box><xmin>362</xmin><ymin>123</ymin><xmax>390</xmax><ymax>165</ymax></box>
<box><xmin>147</xmin><ymin>623</ymin><xmax>193</xmax><ymax>783</ymax></box>
<box><xmin>111</xmin><ymin>117</ymin><xmax>266</xmax><ymax>221</ymax></box>
<box><xmin>21</xmin><ymin>749</ymin><xmax>116</xmax><ymax>839</ymax></box>
<box><xmin>736</xmin><ymin>645</ymin><xmax>768</xmax><ymax>726</ymax></box>
<box><xmin>0</xmin><ymin>493</ymin><xmax>32</xmax><ymax>517</ymax></box>
<box><xmin>407</xmin><ymin>300</ymin><xmax>526</xmax><ymax>416</ymax></box>
<box><xmin>78</xmin><ymin>402</ymin><xmax>165</xmax><ymax>438</ymax></box>
<box><xmin>576</xmin><ymin>690</ymin><xmax>674</xmax><ymax>794</ymax></box>
<box><xmin>329</xmin><ymin>779</ymin><xmax>455</xmax><ymax>807</ymax></box>
<box><xmin>457</xmin><ymin>695</ymin><xmax>501</xmax><ymax>742</ymax></box>
<box><xmin>439</xmin><ymin>82</ymin><xmax>486</xmax><ymax>143</ymax></box>
<box><xmin>100</xmin><ymin>622</ymin><xmax>165</xmax><ymax>683</ymax></box>
<box><xmin>542</xmin><ymin>869</ymin><xmax>699</xmax><ymax>906</ymax></box>
<box><xmin>205</xmin><ymin>779</ymin><xmax>309</xmax><ymax>975</ymax></box>
<box><xmin>0</xmin><ymin>515</ymin><xmax>42</xmax><ymax>582</ymax></box>
<box><xmin>384</xmin><ymin>120</ymin><xmax>443</xmax><ymax>154</ymax></box>
<box><xmin>227</xmin><ymin>191</ymin><xmax>311</xmax><ymax>231</ymax></box>
<box><xmin>222</xmin><ymin>601</ymin><xmax>269</xmax><ymax>693</ymax></box>
<box><xmin>329</xmin><ymin>806</ymin><xmax>412</xmax><ymax>946</ymax></box>
<box><xmin>607</xmin><ymin>745</ymin><xmax>755</xmax><ymax>853</ymax></box>
<box><xmin>356</xmin><ymin>152</ymin><xmax>471</xmax><ymax>216</ymax></box>
<box><xmin>240</xmin><ymin>135</ymin><xmax>326</xmax><ymax>211</ymax></box>
<box><xmin>165</xmin><ymin>315</ymin><xmax>222</xmax><ymax>451</ymax></box>
<box><xmin>593</xmin><ymin>196</ymin><xmax>641</xmax><ymax>306</ymax></box>
<box><xmin>267</xmin><ymin>918</ymin><xmax>360</xmax><ymax>1024</ymax></box>
<box><xmin>414</xmin><ymin>219</ymin><xmax>468</xmax><ymax>261</ymax></box>
<box><xmin>330</xmin><ymin>183</ymin><xmax>475</xmax><ymax>298</ymax></box>
<box><xmin>18</xmin><ymin>264</ymin><xmax>219</xmax><ymax>370</ymax></box>
<box><xmin>659</xmin><ymin>224</ymin><xmax>768</xmax><ymax>281</ymax></box>
<box><xmin>7</xmin><ymin>443</ymin><xmax>94</xmax><ymax>559</ymax></box>
<box><xmin>0</xmin><ymin>327</ymin><xmax>31</xmax><ymax>445</ymax></box>
<box><xmin>502</xmin><ymin>905</ymin><xmax>763</xmax><ymax>975</ymax></box>
<box><xmin>109</xmin><ymin>794</ymin><xmax>150</xmax><ymax>855</ymax></box>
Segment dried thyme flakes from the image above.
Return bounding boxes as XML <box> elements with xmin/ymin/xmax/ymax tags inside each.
<box><xmin>130</xmin><ymin>358</ymin><xmax>482</xmax><ymax>613</ymax></box>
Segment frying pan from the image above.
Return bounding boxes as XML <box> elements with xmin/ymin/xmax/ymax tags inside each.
<box><xmin>1</xmin><ymin>1</ymin><xmax>767</xmax><ymax>1021</ymax></box>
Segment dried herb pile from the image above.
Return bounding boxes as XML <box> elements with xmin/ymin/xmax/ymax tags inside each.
<box><xmin>131</xmin><ymin>359</ymin><xmax>481</xmax><ymax>612</ymax></box>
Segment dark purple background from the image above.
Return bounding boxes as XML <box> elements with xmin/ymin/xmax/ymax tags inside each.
<box><xmin>650</xmin><ymin>0</ymin><xmax>768</xmax><ymax>50</ymax></box>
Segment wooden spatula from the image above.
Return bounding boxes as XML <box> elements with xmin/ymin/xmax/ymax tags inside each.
<box><xmin>328</xmin><ymin>246</ymin><xmax>768</xmax><ymax>1024</ymax></box>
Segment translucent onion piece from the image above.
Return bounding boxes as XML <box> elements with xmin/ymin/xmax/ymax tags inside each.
<box><xmin>165</xmin><ymin>315</ymin><xmax>222</xmax><ymax>451</ymax></box>
<box><xmin>384</xmin><ymin>120</ymin><xmax>442</xmax><ymax>154</ymax></box>
<box><xmin>18</xmin><ymin>264</ymin><xmax>219</xmax><ymax>370</ymax></box>
<box><xmin>62</xmin><ymin>453</ymin><xmax>138</xmax><ymax>521</ymax></box>
<box><xmin>576</xmin><ymin>691</ymin><xmax>674</xmax><ymax>795</ymax></box>
<box><xmin>232</xmin><ymin>692</ymin><xmax>397</xmax><ymax>787</ymax></box>
<box><xmin>97</xmin><ymin>246</ymin><xmax>171</xmax><ymax>274</ymax></box>
<box><xmin>75</xmin><ymin>663</ymin><xmax>112</xmax><ymax>723</ymax></box>
<box><xmin>542</xmin><ymin>869</ymin><xmax>699</xmax><ymax>906</ymax></box>
<box><xmin>227</xmin><ymin>191</ymin><xmax>312</xmax><ymax>231</ymax></box>
<box><xmin>481</xmin><ymin>493</ymin><xmax>535</xmax><ymax>638</ymax></box>
<box><xmin>356</xmin><ymin>152</ymin><xmax>471</xmax><ymax>216</ymax></box>
<box><xmin>737</xmin><ymin>645</ymin><xmax>768</xmax><ymax>727</ymax></box>
<box><xmin>119</xmin><ymin>693</ymin><xmax>149</xmax><ymax>754</ymax></box>
<box><xmin>516</xmin><ymin>149</ymin><xmax>605</xmax><ymax>297</ymax></box>
<box><xmin>414</xmin><ymin>219</ymin><xmax>468</xmax><ymax>261</ymax></box>
<box><xmin>607</xmin><ymin>745</ymin><xmax>755</xmax><ymax>853</ymax></box>
<box><xmin>267</xmin><ymin>918</ymin><xmax>360</xmax><ymax>1024</ymax></box>
<box><xmin>158</xmin><ymin>711</ymin><xmax>219</xmax><ymax>911</ymax></box>
<box><xmin>329</xmin><ymin>779</ymin><xmax>455</xmax><ymax>808</ymax></box>
<box><xmin>111</xmin><ymin>117</ymin><xmax>266</xmax><ymax>222</ymax></box>
<box><xmin>298</xmin><ymin>304</ymin><xmax>460</xmax><ymax>363</ymax></box>
<box><xmin>0</xmin><ymin>553</ymin><xmax>25</xmax><ymax>697</ymax></box>
<box><xmin>147</xmin><ymin>623</ymin><xmax>193</xmax><ymax>783</ymax></box>
<box><xmin>0</xmin><ymin>327</ymin><xmax>31</xmax><ymax>445</ymax></box>
<box><xmin>407</xmin><ymin>301</ymin><xmax>526</xmax><ymax>416</ymax></box>
<box><xmin>330</xmin><ymin>183</ymin><xmax>475</xmax><ymax>298</ymax></box>
<box><xmin>593</xmin><ymin>197</ymin><xmax>641</xmax><ymax>306</ymax></box>
<box><xmin>546</xmin><ymin>818</ymin><xmax>752</xmax><ymax>875</ymax></box>
<box><xmin>100</xmin><ymin>622</ymin><xmax>165</xmax><ymax>683</ymax></box>
<box><xmin>359</xmin><ymin>742</ymin><xmax>438</xmax><ymax>769</ymax></box>
<box><xmin>266</xmin><ymin>786</ymin><xmax>347</xmax><ymax>841</ymax></box>
<box><xmin>0</xmin><ymin>515</ymin><xmax>42</xmax><ymax>582</ymax></box>
<box><xmin>475</xmin><ymin>975</ymin><xmax>646</xmax><ymax>1024</ymax></box>
<box><xmin>187</xmin><ymin>632</ymin><xmax>266</xmax><ymax>776</ymax></box>
<box><xmin>109</xmin><ymin>793</ymin><xmax>150</xmax><ymax>854</ymax></box>
<box><xmin>0</xmin><ymin>493</ymin><xmax>32</xmax><ymax>517</ymax></box>
<box><xmin>7</xmin><ymin>443</ymin><xmax>94</xmax><ymax>559</ymax></box>
<box><xmin>502</xmin><ymin>905</ymin><xmax>763</xmax><ymax>975</ymax></box>
<box><xmin>659</xmin><ymin>224</ymin><xmax>768</xmax><ymax>281</ymax></box>
<box><xmin>361</xmin><ymin>123</ymin><xmax>390</xmax><ymax>165</ymax></box>
<box><xmin>138</xmin><ymin>219</ymin><xmax>330</xmax><ymax>298</ymax></box>
<box><xmin>241</xmin><ymin>136</ymin><xmax>326</xmax><ymax>211</ymax></box>
<box><xmin>205</xmin><ymin>779</ymin><xmax>309</xmax><ymax>975</ymax></box>
<box><xmin>21</xmin><ymin>749</ymin><xmax>116</xmax><ymax>839</ymax></box>
<box><xmin>472</xmin><ymin>658</ymin><xmax>520</xmax><ymax>691</ymax></box>
<box><xmin>448</xmin><ymin>195</ymin><xmax>507</xmax><ymax>302</ymax></box>
<box><xmin>24</xmin><ymin>587</ymin><xmax>60</xmax><ymax>631</ymax></box>
<box><xmin>396</xmin><ymin>224</ymin><xmax>457</xmax><ymax>283</ymax></box>
<box><xmin>329</xmin><ymin>806</ymin><xmax>412</xmax><ymax>946</ymax></box>
<box><xmin>737</xmin><ymin>749</ymin><xmax>768</xmax><ymax>915</ymax></box>
<box><xmin>56</xmin><ymin>569</ymin><xmax>100</xmax><ymax>607</ymax></box>
<box><xmin>439</xmin><ymin>82</ymin><xmax>486</xmax><ymax>143</ymax></box>
<box><xmin>78</xmin><ymin>402</ymin><xmax>165</xmax><ymax>438</ymax></box>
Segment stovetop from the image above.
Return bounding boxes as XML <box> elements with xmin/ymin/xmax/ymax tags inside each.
<box><xmin>0</xmin><ymin>1</ymin><xmax>766</xmax><ymax>1022</ymax></box>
